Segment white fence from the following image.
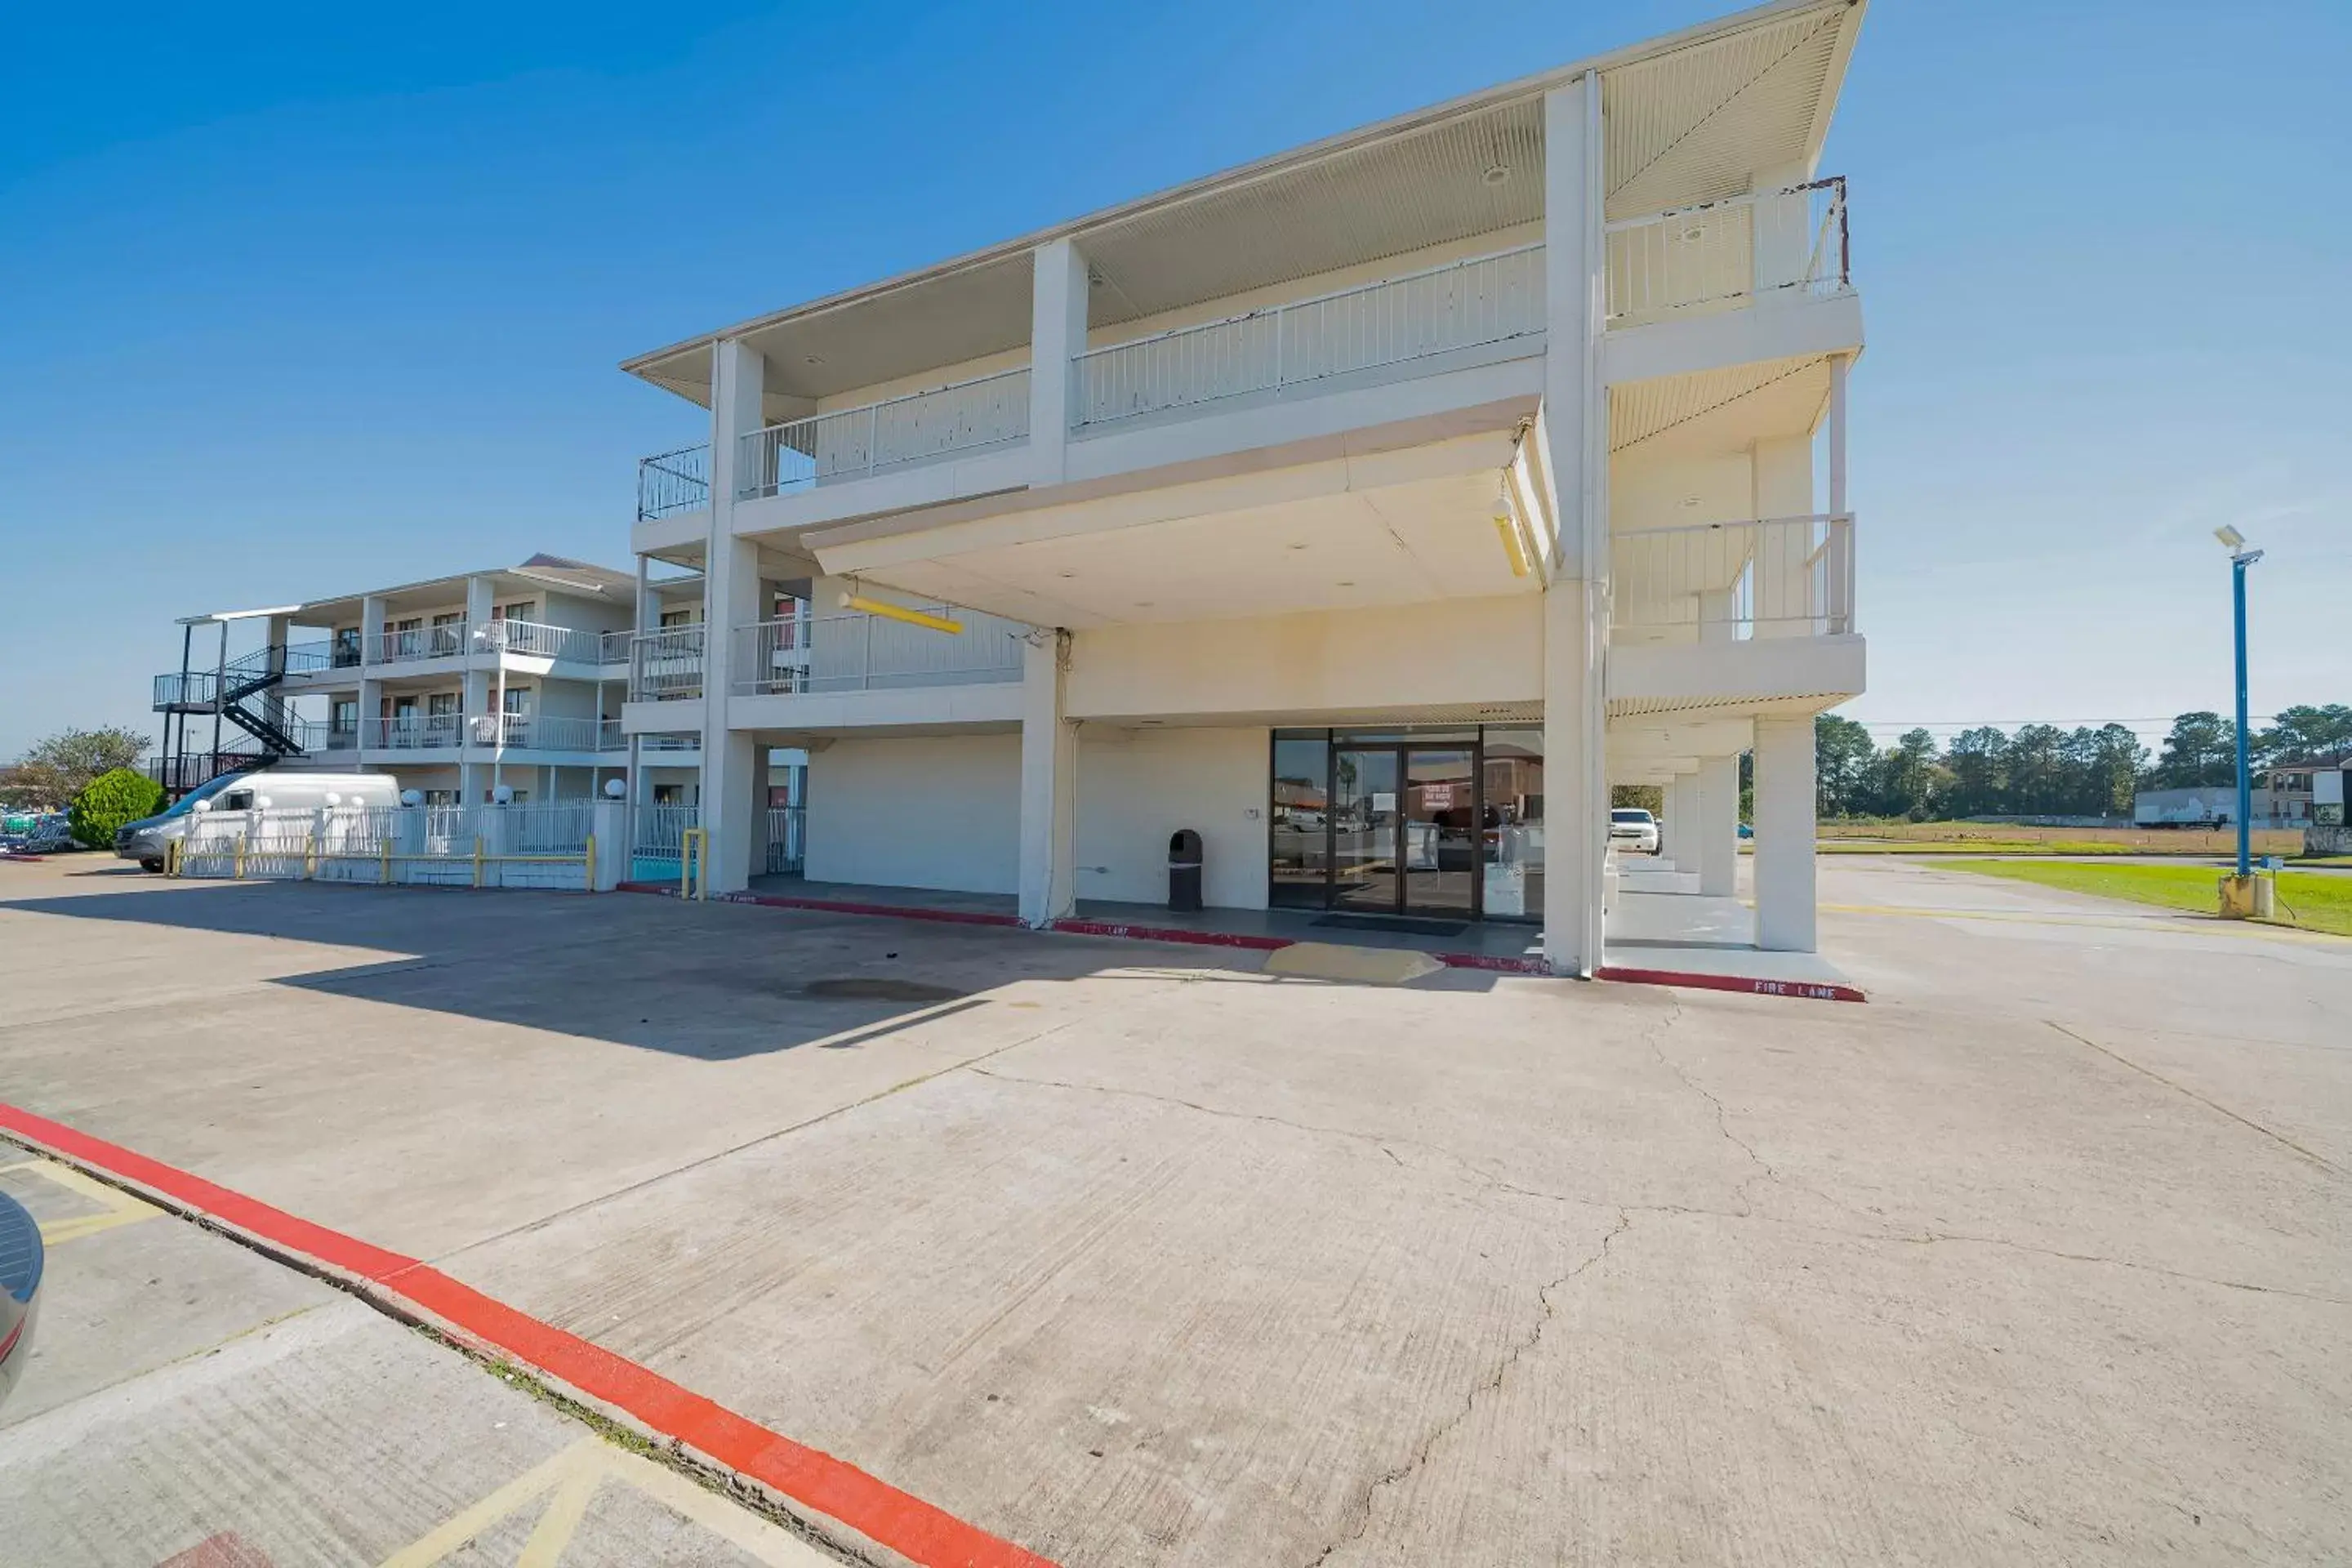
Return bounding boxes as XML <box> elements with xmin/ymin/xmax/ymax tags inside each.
<box><xmin>174</xmin><ymin>803</ymin><xmax>608</xmax><ymax>892</ymax></box>
<box><xmin>1606</xmin><ymin>176</ymin><xmax>1848</xmax><ymax>323</ymax></box>
<box><xmin>764</xmin><ymin>807</ymin><xmax>804</xmax><ymax>875</ymax></box>
<box><xmin>1074</xmin><ymin>244</ymin><xmax>1545</xmax><ymax>429</ymax></box>
<box><xmin>733</xmin><ymin>604</ymin><xmax>1027</xmax><ymax>695</ymax></box>
<box><xmin>1611</xmin><ymin>514</ymin><xmax>1855</xmax><ymax>639</ymax></box>
<box><xmin>738</xmin><ymin>367</ymin><xmax>1031</xmax><ymax>498</ymax></box>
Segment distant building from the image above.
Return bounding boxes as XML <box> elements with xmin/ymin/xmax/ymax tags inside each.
<box><xmin>2264</xmin><ymin>755</ymin><xmax>2351</xmax><ymax>826</ymax></box>
<box><xmin>2131</xmin><ymin>784</ymin><xmax>2290</xmax><ymax>830</ymax></box>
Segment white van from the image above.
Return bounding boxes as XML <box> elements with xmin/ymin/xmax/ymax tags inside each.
<box><xmin>115</xmin><ymin>772</ymin><xmax>402</xmax><ymax>871</ymax></box>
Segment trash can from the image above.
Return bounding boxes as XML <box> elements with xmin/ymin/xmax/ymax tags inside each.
<box><xmin>1167</xmin><ymin>828</ymin><xmax>1204</xmax><ymax>912</ymax></box>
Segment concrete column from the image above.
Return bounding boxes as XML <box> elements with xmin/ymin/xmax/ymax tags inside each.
<box><xmin>1697</xmin><ymin>754</ymin><xmax>1740</xmax><ymax>898</ymax></box>
<box><xmin>1018</xmin><ymin>630</ymin><xmax>1076</xmax><ymax>927</ymax></box>
<box><xmin>1668</xmin><ymin>773</ymin><xmax>1701</xmax><ymax>873</ymax></box>
<box><xmin>1751</xmin><ymin>158</ymin><xmax>1812</xmax><ymax>297</ymax></box>
<box><xmin>359</xmin><ymin>594</ymin><xmax>385</xmax><ymax>758</ymax></box>
<box><xmin>1029</xmin><ymin>237</ymin><xmax>1089</xmax><ymax>486</ymax></box>
<box><xmin>1538</xmin><ymin>72</ymin><xmax>1607</xmax><ymax>978</ymax></box>
<box><xmin>1751</xmin><ymin>434</ymin><xmax>1814</xmax><ymax>639</ymax></box>
<box><xmin>698</xmin><ymin>339</ymin><xmax>768</xmax><ymax>894</ymax></box>
<box><xmin>1753</xmin><ymin>716</ymin><xmax>1818</xmax><ymax>951</ymax></box>
<box><xmin>464</xmin><ymin>575</ymin><xmax>495</xmax><ymax>652</ymax></box>
<box><xmin>591</xmin><ymin>800</ymin><xmax>627</xmax><ymax>891</ymax></box>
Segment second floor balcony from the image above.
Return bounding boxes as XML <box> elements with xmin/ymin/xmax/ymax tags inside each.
<box><xmin>1610</xmin><ymin>514</ymin><xmax>1855</xmax><ymax>644</ymax></box>
<box><xmin>737</xmin><ymin>366</ymin><xmax>1031</xmax><ymax>501</ymax></box>
<box><xmin>732</xmin><ymin>604</ymin><xmax>1026</xmax><ymax>696</ymax></box>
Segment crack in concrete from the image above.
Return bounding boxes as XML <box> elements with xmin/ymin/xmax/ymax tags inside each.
<box><xmin>1300</xmin><ymin>1208</ymin><xmax>1637</xmax><ymax>1568</ymax></box>
<box><xmin>1893</xmin><ymin>1228</ymin><xmax>2351</xmax><ymax>1307</ymax></box>
<box><xmin>2046</xmin><ymin>1019</ymin><xmax>2347</xmax><ymax>1180</ymax></box>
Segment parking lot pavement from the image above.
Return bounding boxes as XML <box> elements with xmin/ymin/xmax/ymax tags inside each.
<box><xmin>0</xmin><ymin>1146</ymin><xmax>842</xmax><ymax>1566</ymax></box>
<box><xmin>2</xmin><ymin>854</ymin><xmax>2349</xmax><ymax>1565</ymax></box>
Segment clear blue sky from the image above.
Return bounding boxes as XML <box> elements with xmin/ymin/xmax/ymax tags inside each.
<box><xmin>2</xmin><ymin>0</ymin><xmax>2345</xmax><ymax>760</ymax></box>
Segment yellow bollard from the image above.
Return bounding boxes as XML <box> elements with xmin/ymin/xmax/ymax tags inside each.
<box><xmin>164</xmin><ymin>839</ymin><xmax>181</xmax><ymax>877</ymax></box>
<box><xmin>583</xmin><ymin>833</ymin><xmax>596</xmax><ymax>893</ymax></box>
<box><xmin>381</xmin><ymin>838</ymin><xmax>392</xmax><ymax>885</ymax></box>
<box><xmin>680</xmin><ymin>827</ymin><xmax>709</xmax><ymax>900</ymax></box>
<box><xmin>304</xmin><ymin>831</ymin><xmax>317</xmax><ymax>880</ymax></box>
<box><xmin>473</xmin><ymin>835</ymin><xmax>485</xmax><ymax>889</ymax></box>
<box><xmin>234</xmin><ymin>831</ymin><xmax>247</xmax><ymax>880</ymax></box>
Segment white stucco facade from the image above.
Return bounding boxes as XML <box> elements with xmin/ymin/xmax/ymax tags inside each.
<box><xmin>596</xmin><ymin>0</ymin><xmax>1874</xmax><ymax>967</ymax></box>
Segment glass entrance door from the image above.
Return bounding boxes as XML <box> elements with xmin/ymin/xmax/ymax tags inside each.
<box><xmin>1403</xmin><ymin>748</ymin><xmax>1477</xmax><ymax>915</ymax></box>
<box><xmin>1331</xmin><ymin>748</ymin><xmax>1401</xmax><ymax>913</ymax></box>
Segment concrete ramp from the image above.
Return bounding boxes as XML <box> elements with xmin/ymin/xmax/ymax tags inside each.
<box><xmin>1263</xmin><ymin>942</ymin><xmax>1446</xmax><ymax>986</ymax></box>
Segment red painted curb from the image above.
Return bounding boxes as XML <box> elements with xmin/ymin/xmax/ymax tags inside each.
<box><xmin>1595</xmin><ymin>964</ymin><xmax>1868</xmax><ymax>1004</ymax></box>
<box><xmin>0</xmin><ymin>1102</ymin><xmax>1058</xmax><ymax>1568</ymax></box>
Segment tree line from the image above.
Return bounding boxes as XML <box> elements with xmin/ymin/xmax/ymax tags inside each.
<box><xmin>1816</xmin><ymin>704</ymin><xmax>2352</xmax><ymax>821</ymax></box>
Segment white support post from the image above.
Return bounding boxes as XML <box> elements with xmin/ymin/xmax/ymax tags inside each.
<box><xmin>591</xmin><ymin>799</ymin><xmax>627</xmax><ymax>892</ymax></box>
<box><xmin>1018</xmin><ymin>631</ymin><xmax>1077</xmax><ymax>927</ymax></box>
<box><xmin>1668</xmin><ymin>773</ymin><xmax>1701</xmax><ymax>874</ymax></box>
<box><xmin>1538</xmin><ymin>73</ymin><xmax>1608</xmax><ymax>978</ymax></box>
<box><xmin>1028</xmin><ymin>237</ymin><xmax>1089</xmax><ymax>487</ymax></box>
<box><xmin>1750</xmin><ymin>434</ymin><xmax>1813</xmax><ymax>640</ymax></box>
<box><xmin>1698</xmin><ymin>753</ymin><xmax>1740</xmax><ymax>898</ymax></box>
<box><xmin>699</xmin><ymin>338</ymin><xmax>768</xmax><ymax>894</ymax></box>
<box><xmin>1828</xmin><ymin>353</ymin><xmax>1849</xmax><ymax>518</ymax></box>
<box><xmin>1753</xmin><ymin>717</ymin><xmax>1818</xmax><ymax>951</ymax></box>
<box><xmin>359</xmin><ymin>593</ymin><xmax>385</xmax><ymax>764</ymax></box>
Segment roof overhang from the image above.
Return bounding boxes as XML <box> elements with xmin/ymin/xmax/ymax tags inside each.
<box><xmin>621</xmin><ymin>0</ymin><xmax>1865</xmax><ymax>411</ymax></box>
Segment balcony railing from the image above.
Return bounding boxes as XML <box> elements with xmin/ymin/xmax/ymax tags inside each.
<box><xmin>638</xmin><ymin>443</ymin><xmax>710</xmax><ymax>521</ymax></box>
<box><xmin>1611</xmin><ymin>514</ymin><xmax>1855</xmax><ymax>639</ymax></box>
<box><xmin>733</xmin><ymin>604</ymin><xmax>1026</xmax><ymax>696</ymax></box>
<box><xmin>639</xmin><ymin>733</ymin><xmax>701</xmax><ymax>753</ymax></box>
<box><xmin>1606</xmin><ymin>176</ymin><xmax>1848</xmax><ymax>324</ymax></box>
<box><xmin>479</xmin><ymin>618</ymin><xmax>617</xmax><ymax>665</ymax></box>
<box><xmin>361</xmin><ymin>714</ymin><xmax>466</xmax><ymax>751</ymax></box>
<box><xmin>463</xmin><ymin>713</ymin><xmax>607</xmax><ymax>751</ymax></box>
<box><xmin>629</xmin><ymin>626</ymin><xmax>706</xmax><ymax>701</ymax></box>
<box><xmin>372</xmin><ymin>621</ymin><xmax>470</xmax><ymax>665</ymax></box>
<box><xmin>737</xmin><ymin>367</ymin><xmax>1031</xmax><ymax>499</ymax></box>
<box><xmin>1075</xmin><ymin>244</ymin><xmax>1546</xmax><ymax>430</ymax></box>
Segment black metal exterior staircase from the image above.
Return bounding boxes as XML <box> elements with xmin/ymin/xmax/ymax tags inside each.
<box><xmin>152</xmin><ymin>645</ymin><xmax>303</xmax><ymax>800</ymax></box>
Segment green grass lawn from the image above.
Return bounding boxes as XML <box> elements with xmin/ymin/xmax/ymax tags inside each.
<box><xmin>1946</xmin><ymin>859</ymin><xmax>2352</xmax><ymax>938</ymax></box>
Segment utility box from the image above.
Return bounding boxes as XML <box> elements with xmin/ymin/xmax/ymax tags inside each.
<box><xmin>1168</xmin><ymin>829</ymin><xmax>1204</xmax><ymax>912</ymax></box>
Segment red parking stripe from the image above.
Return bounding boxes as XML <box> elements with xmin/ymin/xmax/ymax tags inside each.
<box><xmin>0</xmin><ymin>1102</ymin><xmax>1058</xmax><ymax>1568</ymax></box>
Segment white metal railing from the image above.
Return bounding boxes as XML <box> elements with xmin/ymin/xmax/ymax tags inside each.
<box><xmin>764</xmin><ymin>806</ymin><xmax>804</xmax><ymax>875</ymax></box>
<box><xmin>732</xmin><ymin>604</ymin><xmax>1027</xmax><ymax>695</ymax></box>
<box><xmin>1606</xmin><ymin>176</ymin><xmax>1848</xmax><ymax>323</ymax></box>
<box><xmin>372</xmin><ymin>621</ymin><xmax>470</xmax><ymax>664</ymax></box>
<box><xmin>639</xmin><ymin>733</ymin><xmax>700</xmax><ymax>753</ymax></box>
<box><xmin>598</xmin><ymin>629</ymin><xmax>634</xmax><ymax>665</ymax></box>
<box><xmin>361</xmin><ymin>713</ymin><xmax>466</xmax><ymax>751</ymax></box>
<box><xmin>629</xmin><ymin>626</ymin><xmax>706</xmax><ymax>701</ymax></box>
<box><xmin>463</xmin><ymin>713</ymin><xmax>607</xmax><ymax>752</ymax></box>
<box><xmin>1610</xmin><ymin>514</ymin><xmax>1855</xmax><ymax>638</ymax></box>
<box><xmin>479</xmin><ymin>618</ymin><xmax>606</xmax><ymax>664</ymax></box>
<box><xmin>737</xmin><ymin>366</ymin><xmax>1031</xmax><ymax>498</ymax></box>
<box><xmin>638</xmin><ymin>443</ymin><xmax>710</xmax><ymax>520</ymax></box>
<box><xmin>1075</xmin><ymin>244</ymin><xmax>1546</xmax><ymax>429</ymax></box>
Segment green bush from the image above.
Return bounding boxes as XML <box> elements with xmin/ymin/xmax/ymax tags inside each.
<box><xmin>68</xmin><ymin>768</ymin><xmax>166</xmax><ymax>849</ymax></box>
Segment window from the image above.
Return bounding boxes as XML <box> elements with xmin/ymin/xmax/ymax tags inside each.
<box><xmin>1269</xmin><ymin>732</ymin><xmax>1331</xmax><ymax>910</ymax></box>
<box><xmin>423</xmin><ymin>789</ymin><xmax>457</xmax><ymax>808</ymax></box>
<box><xmin>430</xmin><ymin>611</ymin><xmax>466</xmax><ymax>657</ymax></box>
<box><xmin>658</xmin><ymin>607</ymin><xmax>698</xmax><ymax>629</ymax></box>
<box><xmin>332</xmin><ymin>627</ymin><xmax>361</xmax><ymax>666</ymax></box>
<box><xmin>653</xmin><ymin>783</ymin><xmax>682</xmax><ymax>806</ymax></box>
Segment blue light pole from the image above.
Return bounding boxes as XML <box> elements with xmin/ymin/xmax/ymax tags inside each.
<box><xmin>2216</xmin><ymin>526</ymin><xmax>2264</xmax><ymax>879</ymax></box>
